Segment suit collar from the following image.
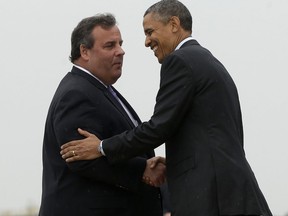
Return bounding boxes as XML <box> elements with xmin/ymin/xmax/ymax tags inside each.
<box><xmin>70</xmin><ymin>66</ymin><xmax>141</xmax><ymax>128</ymax></box>
<box><xmin>175</xmin><ymin>36</ymin><xmax>194</xmax><ymax>50</ymax></box>
<box><xmin>70</xmin><ymin>66</ymin><xmax>107</xmax><ymax>91</ymax></box>
<box><xmin>73</xmin><ymin>64</ymin><xmax>107</xmax><ymax>87</ymax></box>
<box><xmin>180</xmin><ymin>39</ymin><xmax>200</xmax><ymax>48</ymax></box>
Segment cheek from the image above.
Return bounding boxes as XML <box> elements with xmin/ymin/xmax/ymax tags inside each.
<box><xmin>161</xmin><ymin>38</ymin><xmax>174</xmax><ymax>54</ymax></box>
<box><xmin>159</xmin><ymin>42</ymin><xmax>169</xmax><ymax>57</ymax></box>
<box><xmin>90</xmin><ymin>56</ymin><xmax>101</xmax><ymax>67</ymax></box>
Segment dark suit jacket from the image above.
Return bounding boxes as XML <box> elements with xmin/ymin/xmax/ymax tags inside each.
<box><xmin>102</xmin><ymin>40</ymin><xmax>272</xmax><ymax>216</ymax></box>
<box><xmin>39</xmin><ymin>66</ymin><xmax>162</xmax><ymax>216</ymax></box>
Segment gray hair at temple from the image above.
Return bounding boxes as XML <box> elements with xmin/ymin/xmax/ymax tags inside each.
<box><xmin>69</xmin><ymin>13</ymin><xmax>116</xmax><ymax>63</ymax></box>
<box><xmin>144</xmin><ymin>0</ymin><xmax>192</xmax><ymax>32</ymax></box>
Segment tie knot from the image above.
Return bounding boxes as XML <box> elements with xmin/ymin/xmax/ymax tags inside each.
<box><xmin>108</xmin><ymin>86</ymin><xmax>117</xmax><ymax>97</ymax></box>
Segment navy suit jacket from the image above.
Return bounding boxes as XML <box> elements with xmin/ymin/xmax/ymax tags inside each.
<box><xmin>102</xmin><ymin>40</ymin><xmax>272</xmax><ymax>216</ymax></box>
<box><xmin>39</xmin><ymin>66</ymin><xmax>162</xmax><ymax>216</ymax></box>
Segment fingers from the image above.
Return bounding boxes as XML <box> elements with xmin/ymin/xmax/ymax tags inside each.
<box><xmin>61</xmin><ymin>141</ymin><xmax>77</xmax><ymax>150</ymax></box>
<box><xmin>148</xmin><ymin>156</ymin><xmax>166</xmax><ymax>169</ymax></box>
<box><xmin>61</xmin><ymin>149</ymin><xmax>76</xmax><ymax>160</ymax></box>
<box><xmin>142</xmin><ymin>176</ymin><xmax>154</xmax><ymax>186</ymax></box>
<box><xmin>143</xmin><ymin>175</ymin><xmax>165</xmax><ymax>187</ymax></box>
<box><xmin>143</xmin><ymin>177</ymin><xmax>161</xmax><ymax>187</ymax></box>
<box><xmin>60</xmin><ymin>144</ymin><xmax>86</xmax><ymax>162</ymax></box>
<box><xmin>156</xmin><ymin>156</ymin><xmax>166</xmax><ymax>165</ymax></box>
<box><xmin>60</xmin><ymin>149</ymin><xmax>80</xmax><ymax>162</ymax></box>
<box><xmin>60</xmin><ymin>146</ymin><xmax>74</xmax><ymax>157</ymax></box>
<box><xmin>66</xmin><ymin>155</ymin><xmax>80</xmax><ymax>162</ymax></box>
<box><xmin>143</xmin><ymin>160</ymin><xmax>166</xmax><ymax>187</ymax></box>
<box><xmin>148</xmin><ymin>158</ymin><xmax>157</xmax><ymax>169</ymax></box>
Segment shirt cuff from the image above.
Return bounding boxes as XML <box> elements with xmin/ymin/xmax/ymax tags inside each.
<box><xmin>98</xmin><ymin>141</ymin><xmax>106</xmax><ymax>156</ymax></box>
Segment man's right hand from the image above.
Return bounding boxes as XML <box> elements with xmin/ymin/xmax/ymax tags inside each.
<box><xmin>142</xmin><ymin>156</ymin><xmax>166</xmax><ymax>187</ymax></box>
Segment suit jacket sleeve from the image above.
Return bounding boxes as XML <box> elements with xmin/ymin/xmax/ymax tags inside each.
<box><xmin>53</xmin><ymin>89</ymin><xmax>146</xmax><ymax>192</ymax></box>
<box><xmin>103</xmin><ymin>54</ymin><xmax>195</xmax><ymax>163</ymax></box>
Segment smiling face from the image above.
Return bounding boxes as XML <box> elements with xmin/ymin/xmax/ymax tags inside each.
<box><xmin>143</xmin><ymin>13</ymin><xmax>177</xmax><ymax>64</ymax></box>
<box><xmin>80</xmin><ymin>25</ymin><xmax>125</xmax><ymax>85</ymax></box>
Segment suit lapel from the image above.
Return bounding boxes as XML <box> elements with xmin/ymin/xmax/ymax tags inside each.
<box><xmin>70</xmin><ymin>66</ymin><xmax>138</xmax><ymax>128</ymax></box>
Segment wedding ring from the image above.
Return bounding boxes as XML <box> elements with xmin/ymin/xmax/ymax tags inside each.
<box><xmin>72</xmin><ymin>150</ymin><xmax>75</xmax><ymax>156</ymax></box>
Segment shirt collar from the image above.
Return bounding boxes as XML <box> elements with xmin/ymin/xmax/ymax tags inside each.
<box><xmin>73</xmin><ymin>64</ymin><xmax>107</xmax><ymax>88</ymax></box>
<box><xmin>175</xmin><ymin>36</ymin><xmax>194</xmax><ymax>51</ymax></box>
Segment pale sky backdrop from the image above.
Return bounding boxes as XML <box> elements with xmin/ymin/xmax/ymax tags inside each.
<box><xmin>0</xmin><ymin>0</ymin><xmax>287</xmax><ymax>215</ymax></box>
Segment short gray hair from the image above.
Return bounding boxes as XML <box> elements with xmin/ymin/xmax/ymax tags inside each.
<box><xmin>144</xmin><ymin>0</ymin><xmax>192</xmax><ymax>31</ymax></box>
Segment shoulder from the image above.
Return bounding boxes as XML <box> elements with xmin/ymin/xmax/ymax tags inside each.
<box><xmin>52</xmin><ymin>74</ymin><xmax>106</xmax><ymax>108</ymax></box>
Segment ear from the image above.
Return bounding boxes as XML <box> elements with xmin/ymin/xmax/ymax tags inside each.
<box><xmin>169</xmin><ymin>16</ymin><xmax>181</xmax><ymax>33</ymax></box>
<box><xmin>80</xmin><ymin>44</ymin><xmax>89</xmax><ymax>61</ymax></box>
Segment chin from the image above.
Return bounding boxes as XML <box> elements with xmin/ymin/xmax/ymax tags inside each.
<box><xmin>156</xmin><ymin>54</ymin><xmax>164</xmax><ymax>64</ymax></box>
<box><xmin>113</xmin><ymin>73</ymin><xmax>122</xmax><ymax>82</ymax></box>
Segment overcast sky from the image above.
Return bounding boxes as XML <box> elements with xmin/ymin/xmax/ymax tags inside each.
<box><xmin>0</xmin><ymin>0</ymin><xmax>287</xmax><ymax>215</ymax></box>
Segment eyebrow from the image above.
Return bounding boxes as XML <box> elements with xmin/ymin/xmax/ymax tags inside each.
<box><xmin>144</xmin><ymin>28</ymin><xmax>153</xmax><ymax>35</ymax></box>
<box><xmin>104</xmin><ymin>39</ymin><xmax>123</xmax><ymax>45</ymax></box>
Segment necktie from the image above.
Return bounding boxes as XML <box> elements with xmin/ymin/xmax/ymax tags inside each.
<box><xmin>107</xmin><ymin>86</ymin><xmax>138</xmax><ymax>127</ymax></box>
<box><xmin>108</xmin><ymin>86</ymin><xmax>121</xmax><ymax>103</ymax></box>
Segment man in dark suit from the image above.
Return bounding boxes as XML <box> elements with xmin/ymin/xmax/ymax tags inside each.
<box><xmin>39</xmin><ymin>13</ymin><xmax>165</xmax><ymax>216</ymax></box>
<box><xmin>60</xmin><ymin>1</ymin><xmax>273</xmax><ymax>216</ymax></box>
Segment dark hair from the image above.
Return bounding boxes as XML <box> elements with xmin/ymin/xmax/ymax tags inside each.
<box><xmin>144</xmin><ymin>0</ymin><xmax>192</xmax><ymax>32</ymax></box>
<box><xmin>70</xmin><ymin>13</ymin><xmax>116</xmax><ymax>62</ymax></box>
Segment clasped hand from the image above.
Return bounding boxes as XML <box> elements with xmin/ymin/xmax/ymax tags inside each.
<box><xmin>142</xmin><ymin>156</ymin><xmax>166</xmax><ymax>187</ymax></box>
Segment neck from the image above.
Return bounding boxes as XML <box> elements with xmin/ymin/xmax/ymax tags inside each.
<box><xmin>173</xmin><ymin>29</ymin><xmax>191</xmax><ymax>47</ymax></box>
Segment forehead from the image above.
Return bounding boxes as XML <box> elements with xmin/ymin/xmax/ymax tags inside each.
<box><xmin>92</xmin><ymin>25</ymin><xmax>122</xmax><ymax>43</ymax></box>
<box><xmin>143</xmin><ymin>13</ymin><xmax>164</xmax><ymax>30</ymax></box>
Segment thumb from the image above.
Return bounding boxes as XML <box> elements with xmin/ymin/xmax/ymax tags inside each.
<box><xmin>78</xmin><ymin>128</ymin><xmax>93</xmax><ymax>138</ymax></box>
<box><xmin>150</xmin><ymin>156</ymin><xmax>166</xmax><ymax>168</ymax></box>
<box><xmin>149</xmin><ymin>157</ymin><xmax>159</xmax><ymax>169</ymax></box>
<box><xmin>158</xmin><ymin>156</ymin><xmax>166</xmax><ymax>164</ymax></box>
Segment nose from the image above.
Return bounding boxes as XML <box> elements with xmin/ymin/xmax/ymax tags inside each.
<box><xmin>145</xmin><ymin>36</ymin><xmax>151</xmax><ymax>47</ymax></box>
<box><xmin>116</xmin><ymin>45</ymin><xmax>125</xmax><ymax>56</ymax></box>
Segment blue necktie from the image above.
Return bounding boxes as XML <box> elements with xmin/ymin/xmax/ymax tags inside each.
<box><xmin>107</xmin><ymin>86</ymin><xmax>138</xmax><ymax>127</ymax></box>
<box><xmin>108</xmin><ymin>86</ymin><xmax>120</xmax><ymax>102</ymax></box>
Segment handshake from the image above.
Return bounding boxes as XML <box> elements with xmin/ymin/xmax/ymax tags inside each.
<box><xmin>60</xmin><ymin>128</ymin><xmax>167</xmax><ymax>187</ymax></box>
<box><xmin>142</xmin><ymin>156</ymin><xmax>166</xmax><ymax>187</ymax></box>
